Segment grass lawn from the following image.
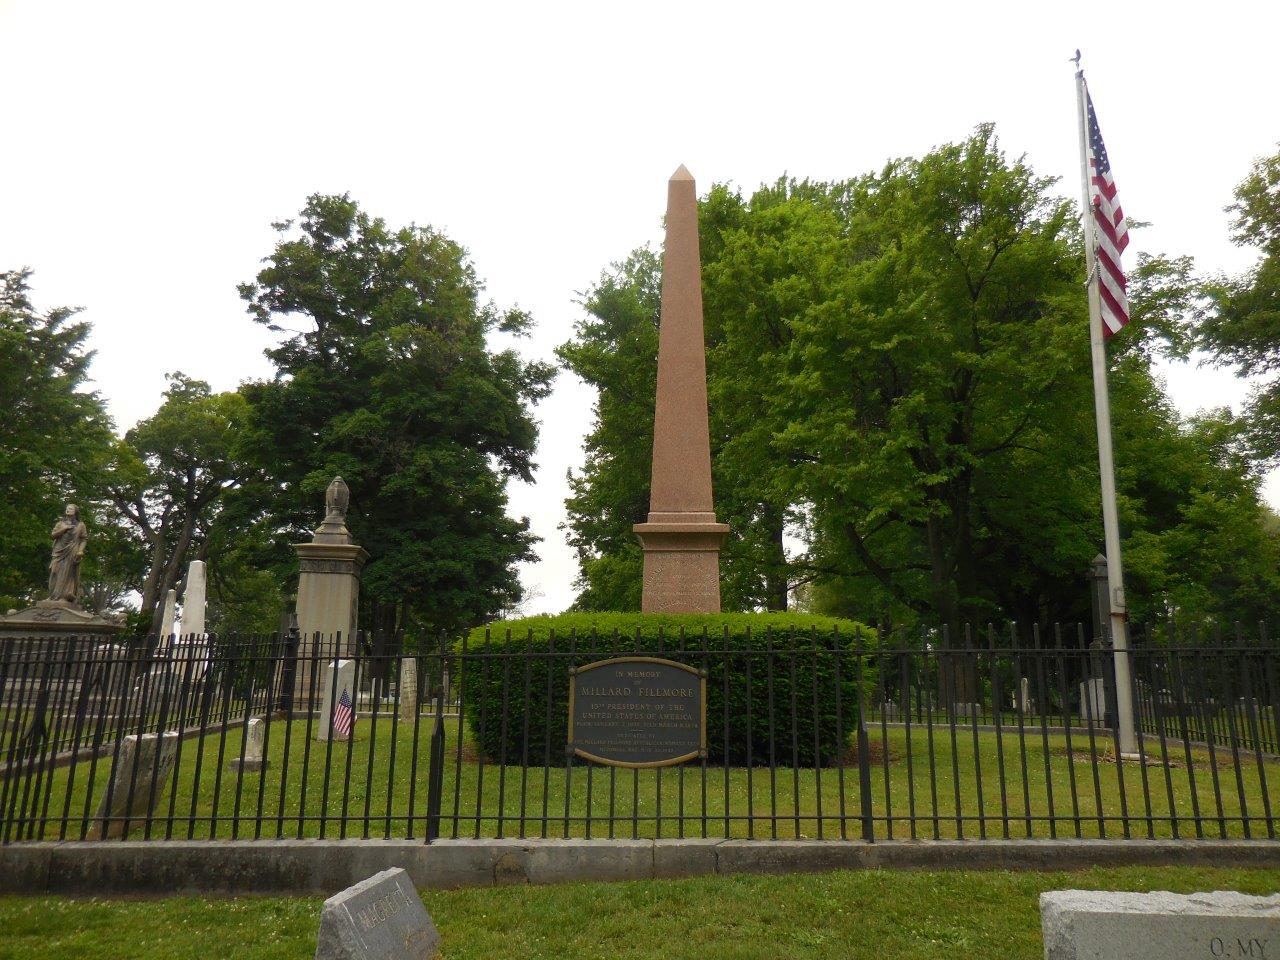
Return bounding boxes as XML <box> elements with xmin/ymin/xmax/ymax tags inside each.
<box><xmin>2</xmin><ymin>866</ymin><xmax>1280</xmax><ymax>959</ymax></box>
<box><xmin>5</xmin><ymin>715</ymin><xmax>1276</xmax><ymax>841</ymax></box>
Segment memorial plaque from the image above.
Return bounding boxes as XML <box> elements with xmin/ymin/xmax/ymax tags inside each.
<box><xmin>314</xmin><ymin>867</ymin><xmax>440</xmax><ymax>960</ymax></box>
<box><xmin>568</xmin><ymin>656</ymin><xmax>706</xmax><ymax>767</ymax></box>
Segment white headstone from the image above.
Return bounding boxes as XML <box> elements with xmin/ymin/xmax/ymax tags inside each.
<box><xmin>1041</xmin><ymin>889</ymin><xmax>1280</xmax><ymax>960</ymax></box>
<box><xmin>231</xmin><ymin>716</ymin><xmax>268</xmax><ymax>772</ymax></box>
<box><xmin>1080</xmin><ymin>678</ymin><xmax>1107</xmax><ymax>722</ymax></box>
<box><xmin>399</xmin><ymin>657</ymin><xmax>418</xmax><ymax>723</ymax></box>
<box><xmin>90</xmin><ymin>731</ymin><xmax>180</xmax><ymax>839</ymax></box>
<box><xmin>159</xmin><ymin>588</ymin><xmax>177</xmax><ymax>640</ymax></box>
<box><xmin>317</xmin><ymin>659</ymin><xmax>356</xmax><ymax>742</ymax></box>
<box><xmin>181</xmin><ymin>560</ymin><xmax>207</xmax><ymax>637</ymax></box>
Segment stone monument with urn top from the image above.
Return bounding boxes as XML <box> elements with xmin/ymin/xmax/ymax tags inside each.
<box><xmin>294</xmin><ymin>477</ymin><xmax>369</xmax><ymax>677</ymax></box>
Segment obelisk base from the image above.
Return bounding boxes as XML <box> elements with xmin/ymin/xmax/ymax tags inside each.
<box><xmin>633</xmin><ymin>515</ymin><xmax>730</xmax><ymax>613</ymax></box>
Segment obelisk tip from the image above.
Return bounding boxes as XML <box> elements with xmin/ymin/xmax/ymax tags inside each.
<box><xmin>670</xmin><ymin>164</ymin><xmax>694</xmax><ymax>182</ymax></box>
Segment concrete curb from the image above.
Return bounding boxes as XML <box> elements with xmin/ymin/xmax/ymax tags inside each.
<box><xmin>2</xmin><ymin>839</ymin><xmax>1279</xmax><ymax>897</ymax></box>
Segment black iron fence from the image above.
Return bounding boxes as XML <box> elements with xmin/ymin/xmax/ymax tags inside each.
<box><xmin>1</xmin><ymin>624</ymin><xmax>1277</xmax><ymax>844</ymax></box>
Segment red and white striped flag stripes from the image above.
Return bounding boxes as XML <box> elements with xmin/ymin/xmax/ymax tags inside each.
<box><xmin>1085</xmin><ymin>86</ymin><xmax>1130</xmax><ymax>337</ymax></box>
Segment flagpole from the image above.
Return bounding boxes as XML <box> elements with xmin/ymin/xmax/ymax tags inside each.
<box><xmin>1074</xmin><ymin>59</ymin><xmax>1138</xmax><ymax>756</ymax></box>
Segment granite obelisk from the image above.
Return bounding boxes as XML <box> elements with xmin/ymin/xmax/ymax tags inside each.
<box><xmin>633</xmin><ymin>165</ymin><xmax>730</xmax><ymax>612</ymax></box>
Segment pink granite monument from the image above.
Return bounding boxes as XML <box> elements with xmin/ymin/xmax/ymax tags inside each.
<box><xmin>632</xmin><ymin>165</ymin><xmax>730</xmax><ymax>612</ymax></box>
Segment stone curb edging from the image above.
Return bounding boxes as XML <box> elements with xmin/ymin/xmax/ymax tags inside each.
<box><xmin>3</xmin><ymin>839</ymin><xmax>1279</xmax><ymax>897</ymax></box>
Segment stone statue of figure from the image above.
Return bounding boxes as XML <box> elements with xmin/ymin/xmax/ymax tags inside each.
<box><xmin>48</xmin><ymin>504</ymin><xmax>88</xmax><ymax>604</ymax></box>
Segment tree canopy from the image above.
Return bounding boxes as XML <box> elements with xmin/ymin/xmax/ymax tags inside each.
<box><xmin>0</xmin><ymin>270</ymin><xmax>114</xmax><ymax>610</ymax></box>
<box><xmin>1200</xmin><ymin>143</ymin><xmax>1280</xmax><ymax>462</ymax></box>
<box><xmin>104</xmin><ymin>373</ymin><xmax>252</xmax><ymax>629</ymax></box>
<box><xmin>560</xmin><ymin>127</ymin><xmax>1280</xmax><ymax>628</ymax></box>
<box><xmin>5</xmin><ymin>134</ymin><xmax>1278</xmax><ymax>639</ymax></box>
<box><xmin>238</xmin><ymin>193</ymin><xmax>555</xmax><ymax>641</ymax></box>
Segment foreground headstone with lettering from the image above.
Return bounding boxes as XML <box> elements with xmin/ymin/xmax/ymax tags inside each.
<box><xmin>314</xmin><ymin>868</ymin><xmax>440</xmax><ymax>960</ymax></box>
<box><xmin>90</xmin><ymin>731</ymin><xmax>180</xmax><ymax>839</ymax></box>
<box><xmin>1041</xmin><ymin>890</ymin><xmax>1280</xmax><ymax>960</ymax></box>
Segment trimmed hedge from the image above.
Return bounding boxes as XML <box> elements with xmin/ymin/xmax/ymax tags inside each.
<box><xmin>456</xmin><ymin>612</ymin><xmax>876</xmax><ymax>768</ymax></box>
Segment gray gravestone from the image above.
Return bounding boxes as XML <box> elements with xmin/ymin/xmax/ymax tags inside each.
<box><xmin>399</xmin><ymin>657</ymin><xmax>417</xmax><ymax>723</ymax></box>
<box><xmin>1041</xmin><ymin>890</ymin><xmax>1280</xmax><ymax>960</ymax></box>
<box><xmin>230</xmin><ymin>717</ymin><xmax>268</xmax><ymax>772</ymax></box>
<box><xmin>90</xmin><ymin>731</ymin><xmax>180</xmax><ymax>838</ymax></box>
<box><xmin>315</xmin><ymin>868</ymin><xmax>439</xmax><ymax>960</ymax></box>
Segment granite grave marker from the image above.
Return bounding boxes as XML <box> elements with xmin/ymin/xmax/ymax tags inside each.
<box><xmin>89</xmin><ymin>731</ymin><xmax>179</xmax><ymax>839</ymax></box>
<box><xmin>314</xmin><ymin>868</ymin><xmax>440</xmax><ymax>960</ymax></box>
<box><xmin>1041</xmin><ymin>890</ymin><xmax>1280</xmax><ymax>960</ymax></box>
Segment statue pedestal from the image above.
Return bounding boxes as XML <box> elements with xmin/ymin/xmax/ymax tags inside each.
<box><xmin>290</xmin><ymin>476</ymin><xmax>369</xmax><ymax>706</ymax></box>
<box><xmin>294</xmin><ymin>542</ymin><xmax>368</xmax><ymax>699</ymax></box>
<box><xmin>0</xmin><ymin>599</ymin><xmax>124</xmax><ymax>641</ymax></box>
<box><xmin>633</xmin><ymin>514</ymin><xmax>729</xmax><ymax>613</ymax></box>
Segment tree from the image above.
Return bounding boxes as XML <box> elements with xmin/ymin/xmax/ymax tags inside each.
<box><xmin>562</xmin><ymin>129</ymin><xmax>1280</xmax><ymax>630</ymax></box>
<box><xmin>1107</xmin><ymin>358</ymin><xmax>1280</xmax><ymax>626</ymax></box>
<box><xmin>557</xmin><ymin>250</ymin><xmax>659</xmax><ymax>612</ymax></box>
<box><xmin>701</xmin><ymin>180</ymin><xmax>852</xmax><ymax>611</ymax></box>
<box><xmin>0</xmin><ymin>270</ymin><xmax>115</xmax><ymax>609</ymax></box>
<box><xmin>1200</xmin><ymin>144</ymin><xmax>1280</xmax><ymax>461</ymax></box>
<box><xmin>105</xmin><ymin>374</ymin><xmax>252</xmax><ymax>629</ymax></box>
<box><xmin>775</xmin><ymin>126</ymin><xmax>1102</xmax><ymax>638</ymax></box>
<box><xmin>239</xmin><ymin>193</ymin><xmax>555</xmax><ymax>640</ymax></box>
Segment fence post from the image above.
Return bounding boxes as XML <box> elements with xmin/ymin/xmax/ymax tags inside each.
<box><xmin>1088</xmin><ymin>555</ymin><xmax>1121</xmax><ymax>730</ymax></box>
<box><xmin>854</xmin><ymin>628</ymin><xmax>875</xmax><ymax>842</ymax></box>
<box><xmin>276</xmin><ymin>624</ymin><xmax>300</xmax><ymax>717</ymax></box>
<box><xmin>424</xmin><ymin>636</ymin><xmax>448</xmax><ymax>843</ymax></box>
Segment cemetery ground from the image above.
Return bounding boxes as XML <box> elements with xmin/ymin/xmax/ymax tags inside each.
<box><xmin>2</xmin><ymin>865</ymin><xmax>1279</xmax><ymax>959</ymax></box>
<box><xmin>15</xmin><ymin>714</ymin><xmax>1277</xmax><ymax>841</ymax></box>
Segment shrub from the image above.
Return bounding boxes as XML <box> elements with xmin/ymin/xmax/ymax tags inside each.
<box><xmin>456</xmin><ymin>612</ymin><xmax>876</xmax><ymax>768</ymax></box>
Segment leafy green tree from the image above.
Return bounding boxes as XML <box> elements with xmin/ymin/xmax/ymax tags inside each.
<box><xmin>780</xmin><ymin>127</ymin><xmax>1094</xmax><ymax>628</ymax></box>
<box><xmin>701</xmin><ymin>180</ymin><xmax>852</xmax><ymax>611</ymax></box>
<box><xmin>562</xmin><ymin>128</ymin><xmax>1280</xmax><ymax>630</ymax></box>
<box><xmin>202</xmin><ymin>525</ymin><xmax>286</xmax><ymax>635</ymax></box>
<box><xmin>0</xmin><ymin>270</ymin><xmax>115</xmax><ymax>609</ymax></box>
<box><xmin>239</xmin><ymin>193</ymin><xmax>555</xmax><ymax>640</ymax></box>
<box><xmin>105</xmin><ymin>374</ymin><xmax>252</xmax><ymax>628</ymax></box>
<box><xmin>557</xmin><ymin>250</ymin><xmax>658</xmax><ymax>612</ymax></box>
<box><xmin>1109</xmin><ymin>359</ymin><xmax>1280</xmax><ymax>625</ymax></box>
<box><xmin>1200</xmin><ymin>144</ymin><xmax>1280</xmax><ymax>461</ymax></box>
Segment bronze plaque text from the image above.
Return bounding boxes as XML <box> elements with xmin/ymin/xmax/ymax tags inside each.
<box><xmin>568</xmin><ymin>657</ymin><xmax>706</xmax><ymax>768</ymax></box>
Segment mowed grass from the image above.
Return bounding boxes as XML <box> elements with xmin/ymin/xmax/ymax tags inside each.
<box><xmin>5</xmin><ymin>713</ymin><xmax>1277</xmax><ymax>841</ymax></box>
<box><xmin>3</xmin><ymin>866</ymin><xmax>1280</xmax><ymax>960</ymax></box>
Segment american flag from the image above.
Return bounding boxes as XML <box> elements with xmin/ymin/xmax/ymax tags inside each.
<box><xmin>333</xmin><ymin>687</ymin><xmax>355</xmax><ymax>738</ymax></box>
<box><xmin>1086</xmin><ymin>86</ymin><xmax>1130</xmax><ymax>337</ymax></box>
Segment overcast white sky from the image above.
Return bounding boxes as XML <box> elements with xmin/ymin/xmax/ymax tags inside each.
<box><xmin>2</xmin><ymin>0</ymin><xmax>1276</xmax><ymax>613</ymax></box>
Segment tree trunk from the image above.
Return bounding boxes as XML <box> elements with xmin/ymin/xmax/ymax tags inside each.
<box><xmin>154</xmin><ymin>513</ymin><xmax>197</xmax><ymax>632</ymax></box>
<box><xmin>929</xmin><ymin>511</ymin><xmax>978</xmax><ymax>707</ymax></box>
<box><xmin>951</xmin><ymin>471</ymin><xmax>978</xmax><ymax>618</ymax></box>
<box><xmin>763</xmin><ymin>503</ymin><xmax>788</xmax><ymax>612</ymax></box>
<box><xmin>138</xmin><ymin>530</ymin><xmax>168</xmax><ymax>626</ymax></box>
